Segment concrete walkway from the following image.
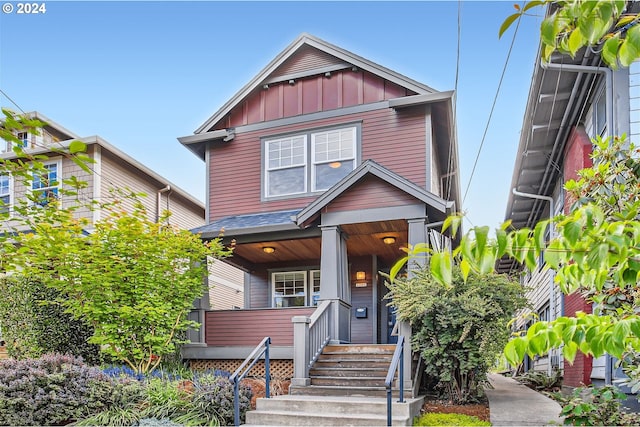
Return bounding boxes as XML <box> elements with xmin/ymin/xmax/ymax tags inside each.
<box><xmin>485</xmin><ymin>373</ymin><xmax>564</xmax><ymax>426</ymax></box>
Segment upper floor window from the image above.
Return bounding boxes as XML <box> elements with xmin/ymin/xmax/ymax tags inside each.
<box><xmin>0</xmin><ymin>174</ymin><xmax>11</xmax><ymax>213</ymax></box>
<box><xmin>264</xmin><ymin>125</ymin><xmax>358</xmax><ymax>199</ymax></box>
<box><xmin>32</xmin><ymin>161</ymin><xmax>60</xmax><ymax>206</ymax></box>
<box><xmin>17</xmin><ymin>132</ymin><xmax>29</xmax><ymax>148</ymax></box>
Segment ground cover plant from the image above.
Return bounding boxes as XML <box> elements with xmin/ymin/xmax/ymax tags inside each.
<box><xmin>414</xmin><ymin>412</ymin><xmax>490</xmax><ymax>426</ymax></box>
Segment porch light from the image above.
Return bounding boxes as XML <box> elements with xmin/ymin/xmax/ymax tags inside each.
<box><xmin>329</xmin><ymin>161</ymin><xmax>342</xmax><ymax>169</ymax></box>
<box><xmin>382</xmin><ymin>236</ymin><xmax>396</xmax><ymax>245</ymax></box>
<box><xmin>262</xmin><ymin>246</ymin><xmax>275</xmax><ymax>254</ymax></box>
<box><xmin>356</xmin><ymin>271</ymin><xmax>366</xmax><ymax>280</ymax></box>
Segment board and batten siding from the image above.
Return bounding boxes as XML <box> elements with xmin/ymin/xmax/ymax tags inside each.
<box><xmin>324</xmin><ymin>175</ymin><xmax>419</xmax><ymax>213</ymax></box>
<box><xmin>630</xmin><ymin>60</ymin><xmax>640</xmax><ymax>147</ymax></box>
<box><xmin>208</xmin><ymin>259</ymin><xmax>244</xmax><ymax>310</ymax></box>
<box><xmin>220</xmin><ymin>67</ymin><xmax>415</xmax><ymax>130</ymax></box>
<box><xmin>208</xmin><ymin>107</ymin><xmax>427</xmax><ymax>221</ymax></box>
<box><xmin>100</xmin><ymin>149</ymin><xmax>204</xmax><ymax>230</ymax></box>
<box><xmin>205</xmin><ymin>307</ymin><xmax>315</xmax><ymax>346</ymax></box>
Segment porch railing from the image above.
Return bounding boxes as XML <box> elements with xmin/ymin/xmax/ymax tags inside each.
<box><xmin>307</xmin><ymin>300</ymin><xmax>332</xmax><ymax>368</ymax></box>
<box><xmin>385</xmin><ymin>335</ymin><xmax>405</xmax><ymax>427</ymax></box>
<box><xmin>292</xmin><ymin>300</ymin><xmax>331</xmax><ymax>384</ymax></box>
<box><xmin>230</xmin><ymin>336</ymin><xmax>271</xmax><ymax>427</ymax></box>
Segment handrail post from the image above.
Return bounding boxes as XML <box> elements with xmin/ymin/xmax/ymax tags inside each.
<box><xmin>265</xmin><ymin>337</ymin><xmax>271</xmax><ymax>398</ymax></box>
<box><xmin>291</xmin><ymin>315</ymin><xmax>311</xmax><ymax>386</ymax></box>
<box><xmin>234</xmin><ymin>380</ymin><xmax>240</xmax><ymax>427</ymax></box>
<box><xmin>399</xmin><ymin>344</ymin><xmax>405</xmax><ymax>403</ymax></box>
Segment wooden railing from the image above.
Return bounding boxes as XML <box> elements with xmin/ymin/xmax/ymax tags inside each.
<box><xmin>292</xmin><ymin>300</ymin><xmax>331</xmax><ymax>384</ymax></box>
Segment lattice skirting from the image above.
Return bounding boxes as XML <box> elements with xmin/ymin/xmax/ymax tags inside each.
<box><xmin>188</xmin><ymin>359</ymin><xmax>293</xmax><ymax>380</ymax></box>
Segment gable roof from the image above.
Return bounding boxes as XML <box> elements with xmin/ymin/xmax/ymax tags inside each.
<box><xmin>194</xmin><ymin>33</ymin><xmax>437</xmax><ymax>134</ymax></box>
<box><xmin>296</xmin><ymin>159</ymin><xmax>455</xmax><ymax>226</ymax></box>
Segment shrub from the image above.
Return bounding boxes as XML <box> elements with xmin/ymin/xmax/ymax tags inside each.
<box><xmin>414</xmin><ymin>412</ymin><xmax>491</xmax><ymax>426</ymax></box>
<box><xmin>387</xmin><ymin>267</ymin><xmax>526</xmax><ymax>403</ymax></box>
<box><xmin>516</xmin><ymin>370</ymin><xmax>562</xmax><ymax>391</ymax></box>
<box><xmin>0</xmin><ymin>354</ymin><xmax>108</xmax><ymax>425</ymax></box>
<box><xmin>142</xmin><ymin>378</ymin><xmax>194</xmax><ymax>420</ymax></box>
<box><xmin>0</xmin><ymin>276</ymin><xmax>100</xmax><ymax>363</ymax></box>
<box><xmin>553</xmin><ymin>385</ymin><xmax>640</xmax><ymax>426</ymax></box>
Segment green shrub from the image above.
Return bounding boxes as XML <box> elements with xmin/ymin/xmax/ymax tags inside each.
<box><xmin>142</xmin><ymin>378</ymin><xmax>194</xmax><ymax>420</ymax></box>
<box><xmin>387</xmin><ymin>267</ymin><xmax>526</xmax><ymax>403</ymax></box>
<box><xmin>516</xmin><ymin>369</ymin><xmax>562</xmax><ymax>391</ymax></box>
<box><xmin>414</xmin><ymin>412</ymin><xmax>491</xmax><ymax>426</ymax></box>
<box><xmin>0</xmin><ymin>275</ymin><xmax>100</xmax><ymax>363</ymax></box>
<box><xmin>0</xmin><ymin>354</ymin><xmax>109</xmax><ymax>425</ymax></box>
<box><xmin>553</xmin><ymin>385</ymin><xmax>640</xmax><ymax>426</ymax></box>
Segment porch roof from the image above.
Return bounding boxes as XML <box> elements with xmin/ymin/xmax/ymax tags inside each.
<box><xmin>191</xmin><ymin>209</ymin><xmax>300</xmax><ymax>239</ymax></box>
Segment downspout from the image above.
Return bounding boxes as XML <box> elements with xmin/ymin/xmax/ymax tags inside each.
<box><xmin>157</xmin><ymin>184</ymin><xmax>171</xmax><ymax>223</ymax></box>
<box><xmin>542</xmin><ymin>60</ymin><xmax>615</xmax><ymax>386</ymax></box>
<box><xmin>512</xmin><ymin>189</ymin><xmax>555</xmax><ymax>375</ymax></box>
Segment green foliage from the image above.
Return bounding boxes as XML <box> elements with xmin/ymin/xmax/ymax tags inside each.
<box><xmin>500</xmin><ymin>1</ymin><xmax>640</xmax><ymax>68</ymax></box>
<box><xmin>0</xmin><ymin>275</ymin><xmax>100</xmax><ymax>363</ymax></box>
<box><xmin>386</xmin><ymin>267</ymin><xmax>525</xmax><ymax>403</ymax></box>
<box><xmin>413</xmin><ymin>412</ymin><xmax>490</xmax><ymax>426</ymax></box>
<box><xmin>515</xmin><ymin>369</ymin><xmax>562</xmax><ymax>391</ymax></box>
<box><xmin>552</xmin><ymin>385</ymin><xmax>640</xmax><ymax>426</ymax></box>
<box><xmin>0</xmin><ymin>354</ymin><xmax>111</xmax><ymax>426</ymax></box>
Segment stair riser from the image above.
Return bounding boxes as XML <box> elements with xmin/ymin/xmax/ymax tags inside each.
<box><xmin>324</xmin><ymin>344</ymin><xmax>396</xmax><ymax>354</ymax></box>
<box><xmin>310</xmin><ymin>368</ymin><xmax>389</xmax><ymax>377</ymax></box>
<box><xmin>313</xmin><ymin>360</ymin><xmax>391</xmax><ymax>369</ymax></box>
<box><xmin>246</xmin><ymin>412</ymin><xmax>406</xmax><ymax>426</ymax></box>
<box><xmin>318</xmin><ymin>353</ymin><xmax>393</xmax><ymax>360</ymax></box>
<box><xmin>311</xmin><ymin>377</ymin><xmax>386</xmax><ymax>387</ymax></box>
<box><xmin>255</xmin><ymin>398</ymin><xmax>412</xmax><ymax>417</ymax></box>
<box><xmin>289</xmin><ymin>386</ymin><xmax>401</xmax><ymax>398</ymax></box>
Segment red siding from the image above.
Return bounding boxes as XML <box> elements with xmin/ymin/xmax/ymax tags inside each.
<box><xmin>562</xmin><ymin>125</ymin><xmax>594</xmax><ymax>387</ymax></box>
<box><xmin>272</xmin><ymin>45</ymin><xmax>341</xmax><ymax>76</ymax></box>
<box><xmin>326</xmin><ymin>176</ymin><xmax>419</xmax><ymax>212</ymax></box>
<box><xmin>208</xmin><ymin>108</ymin><xmax>427</xmax><ymax>221</ymax></box>
<box><xmin>205</xmin><ymin>307</ymin><xmax>315</xmax><ymax>347</ymax></box>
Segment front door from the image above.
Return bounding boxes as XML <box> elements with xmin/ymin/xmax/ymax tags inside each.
<box><xmin>387</xmin><ymin>304</ymin><xmax>398</xmax><ymax>344</ymax></box>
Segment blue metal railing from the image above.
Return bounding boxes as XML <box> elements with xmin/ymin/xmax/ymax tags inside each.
<box><xmin>230</xmin><ymin>336</ymin><xmax>271</xmax><ymax>427</ymax></box>
<box><xmin>385</xmin><ymin>335</ymin><xmax>405</xmax><ymax>426</ymax></box>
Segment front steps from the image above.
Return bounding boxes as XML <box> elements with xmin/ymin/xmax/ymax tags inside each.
<box><xmin>290</xmin><ymin>343</ymin><xmax>410</xmax><ymax>397</ymax></box>
<box><xmin>244</xmin><ymin>344</ymin><xmax>422</xmax><ymax>426</ymax></box>
<box><xmin>244</xmin><ymin>395</ymin><xmax>425</xmax><ymax>426</ymax></box>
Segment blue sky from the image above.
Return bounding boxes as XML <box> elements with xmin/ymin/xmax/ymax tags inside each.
<box><xmin>0</xmin><ymin>0</ymin><xmax>543</xmax><ymax>229</ymax></box>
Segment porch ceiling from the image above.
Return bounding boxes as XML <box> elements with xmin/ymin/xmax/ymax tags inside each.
<box><xmin>230</xmin><ymin>219</ymin><xmax>408</xmax><ymax>268</ymax></box>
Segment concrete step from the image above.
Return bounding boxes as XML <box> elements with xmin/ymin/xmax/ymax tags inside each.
<box><xmin>244</xmin><ymin>395</ymin><xmax>424</xmax><ymax>426</ymax></box>
<box><xmin>323</xmin><ymin>344</ymin><xmax>396</xmax><ymax>354</ymax></box>
<box><xmin>313</xmin><ymin>359</ymin><xmax>391</xmax><ymax>369</ymax></box>
<box><xmin>318</xmin><ymin>353</ymin><xmax>393</xmax><ymax>361</ymax></box>
<box><xmin>309</xmin><ymin>367</ymin><xmax>389</xmax><ymax>377</ymax></box>
<box><xmin>310</xmin><ymin>375</ymin><xmax>387</xmax><ymax>387</ymax></box>
<box><xmin>289</xmin><ymin>384</ymin><xmax>410</xmax><ymax>398</ymax></box>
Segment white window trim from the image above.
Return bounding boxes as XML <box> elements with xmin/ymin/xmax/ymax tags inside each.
<box><xmin>0</xmin><ymin>173</ymin><xmax>12</xmax><ymax>215</ymax></box>
<box><xmin>264</xmin><ymin>135</ymin><xmax>308</xmax><ymax>198</ymax></box>
<box><xmin>263</xmin><ymin>124</ymin><xmax>359</xmax><ymax>200</ymax></box>
<box><xmin>311</xmin><ymin>127</ymin><xmax>357</xmax><ymax>192</ymax></box>
<box><xmin>30</xmin><ymin>158</ymin><xmax>62</xmax><ymax>207</ymax></box>
<box><xmin>271</xmin><ymin>269</ymin><xmax>321</xmax><ymax>307</ymax></box>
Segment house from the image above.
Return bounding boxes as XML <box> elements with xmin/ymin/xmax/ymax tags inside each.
<box><xmin>0</xmin><ymin>112</ymin><xmax>244</xmax><ymax>312</ymax></box>
<box><xmin>178</xmin><ymin>33</ymin><xmax>460</xmax><ymax>394</ymax></box>
<box><xmin>499</xmin><ymin>4</ymin><xmax>640</xmax><ymax>391</ymax></box>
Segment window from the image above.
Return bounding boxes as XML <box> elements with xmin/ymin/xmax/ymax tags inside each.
<box><xmin>0</xmin><ymin>174</ymin><xmax>11</xmax><ymax>213</ymax></box>
<box><xmin>272</xmin><ymin>270</ymin><xmax>321</xmax><ymax>307</ymax></box>
<box><xmin>264</xmin><ymin>125</ymin><xmax>358</xmax><ymax>198</ymax></box>
<box><xmin>16</xmin><ymin>132</ymin><xmax>29</xmax><ymax>148</ymax></box>
<box><xmin>32</xmin><ymin>161</ymin><xmax>60</xmax><ymax>206</ymax></box>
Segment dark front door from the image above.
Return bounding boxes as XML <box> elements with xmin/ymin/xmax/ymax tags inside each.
<box><xmin>387</xmin><ymin>304</ymin><xmax>397</xmax><ymax>344</ymax></box>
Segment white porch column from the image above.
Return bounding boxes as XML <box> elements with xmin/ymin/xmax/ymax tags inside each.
<box><xmin>319</xmin><ymin>225</ymin><xmax>350</xmax><ymax>343</ymax></box>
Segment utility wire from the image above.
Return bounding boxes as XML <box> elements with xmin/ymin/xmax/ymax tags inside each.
<box><xmin>0</xmin><ymin>89</ymin><xmax>26</xmax><ymax>114</ymax></box>
<box><xmin>445</xmin><ymin>0</ymin><xmax>462</xmax><ymax>203</ymax></box>
<box><xmin>462</xmin><ymin>9</ymin><xmax>522</xmax><ymax>205</ymax></box>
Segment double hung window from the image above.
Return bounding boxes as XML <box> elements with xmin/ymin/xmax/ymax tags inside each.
<box><xmin>264</xmin><ymin>125</ymin><xmax>358</xmax><ymax>198</ymax></box>
<box><xmin>0</xmin><ymin>174</ymin><xmax>11</xmax><ymax>213</ymax></box>
<box><xmin>272</xmin><ymin>270</ymin><xmax>321</xmax><ymax>307</ymax></box>
<box><xmin>32</xmin><ymin>161</ymin><xmax>60</xmax><ymax>206</ymax></box>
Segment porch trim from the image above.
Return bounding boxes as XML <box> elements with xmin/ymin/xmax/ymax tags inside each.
<box><xmin>321</xmin><ymin>204</ymin><xmax>425</xmax><ymax>226</ymax></box>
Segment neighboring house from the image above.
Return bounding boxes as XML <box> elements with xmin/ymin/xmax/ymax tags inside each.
<box><xmin>500</xmin><ymin>3</ymin><xmax>640</xmax><ymax>391</ymax></box>
<box><xmin>178</xmin><ymin>33</ymin><xmax>460</xmax><ymax>392</ymax></box>
<box><xmin>0</xmin><ymin>112</ymin><xmax>243</xmax><ymax>312</ymax></box>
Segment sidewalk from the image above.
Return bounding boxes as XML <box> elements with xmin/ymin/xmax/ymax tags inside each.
<box><xmin>485</xmin><ymin>373</ymin><xmax>564</xmax><ymax>426</ymax></box>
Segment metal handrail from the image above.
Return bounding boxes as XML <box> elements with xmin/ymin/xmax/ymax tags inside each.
<box><xmin>230</xmin><ymin>336</ymin><xmax>271</xmax><ymax>427</ymax></box>
<box><xmin>385</xmin><ymin>335</ymin><xmax>405</xmax><ymax>426</ymax></box>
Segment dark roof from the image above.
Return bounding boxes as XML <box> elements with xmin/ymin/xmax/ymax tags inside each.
<box><xmin>191</xmin><ymin>209</ymin><xmax>300</xmax><ymax>238</ymax></box>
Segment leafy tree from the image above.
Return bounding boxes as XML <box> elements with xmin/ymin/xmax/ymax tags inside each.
<box><xmin>501</xmin><ymin>0</ymin><xmax>640</xmax><ymax>68</ymax></box>
<box><xmin>386</xmin><ymin>267</ymin><xmax>525</xmax><ymax>403</ymax></box>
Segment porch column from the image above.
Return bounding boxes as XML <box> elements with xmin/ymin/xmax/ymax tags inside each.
<box><xmin>319</xmin><ymin>225</ymin><xmax>350</xmax><ymax>343</ymax></box>
<box><xmin>401</xmin><ymin>218</ymin><xmax>429</xmax><ymax>387</ymax></box>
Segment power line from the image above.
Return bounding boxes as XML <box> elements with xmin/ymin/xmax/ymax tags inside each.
<box><xmin>462</xmin><ymin>8</ymin><xmax>523</xmax><ymax>205</ymax></box>
<box><xmin>0</xmin><ymin>89</ymin><xmax>26</xmax><ymax>114</ymax></box>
